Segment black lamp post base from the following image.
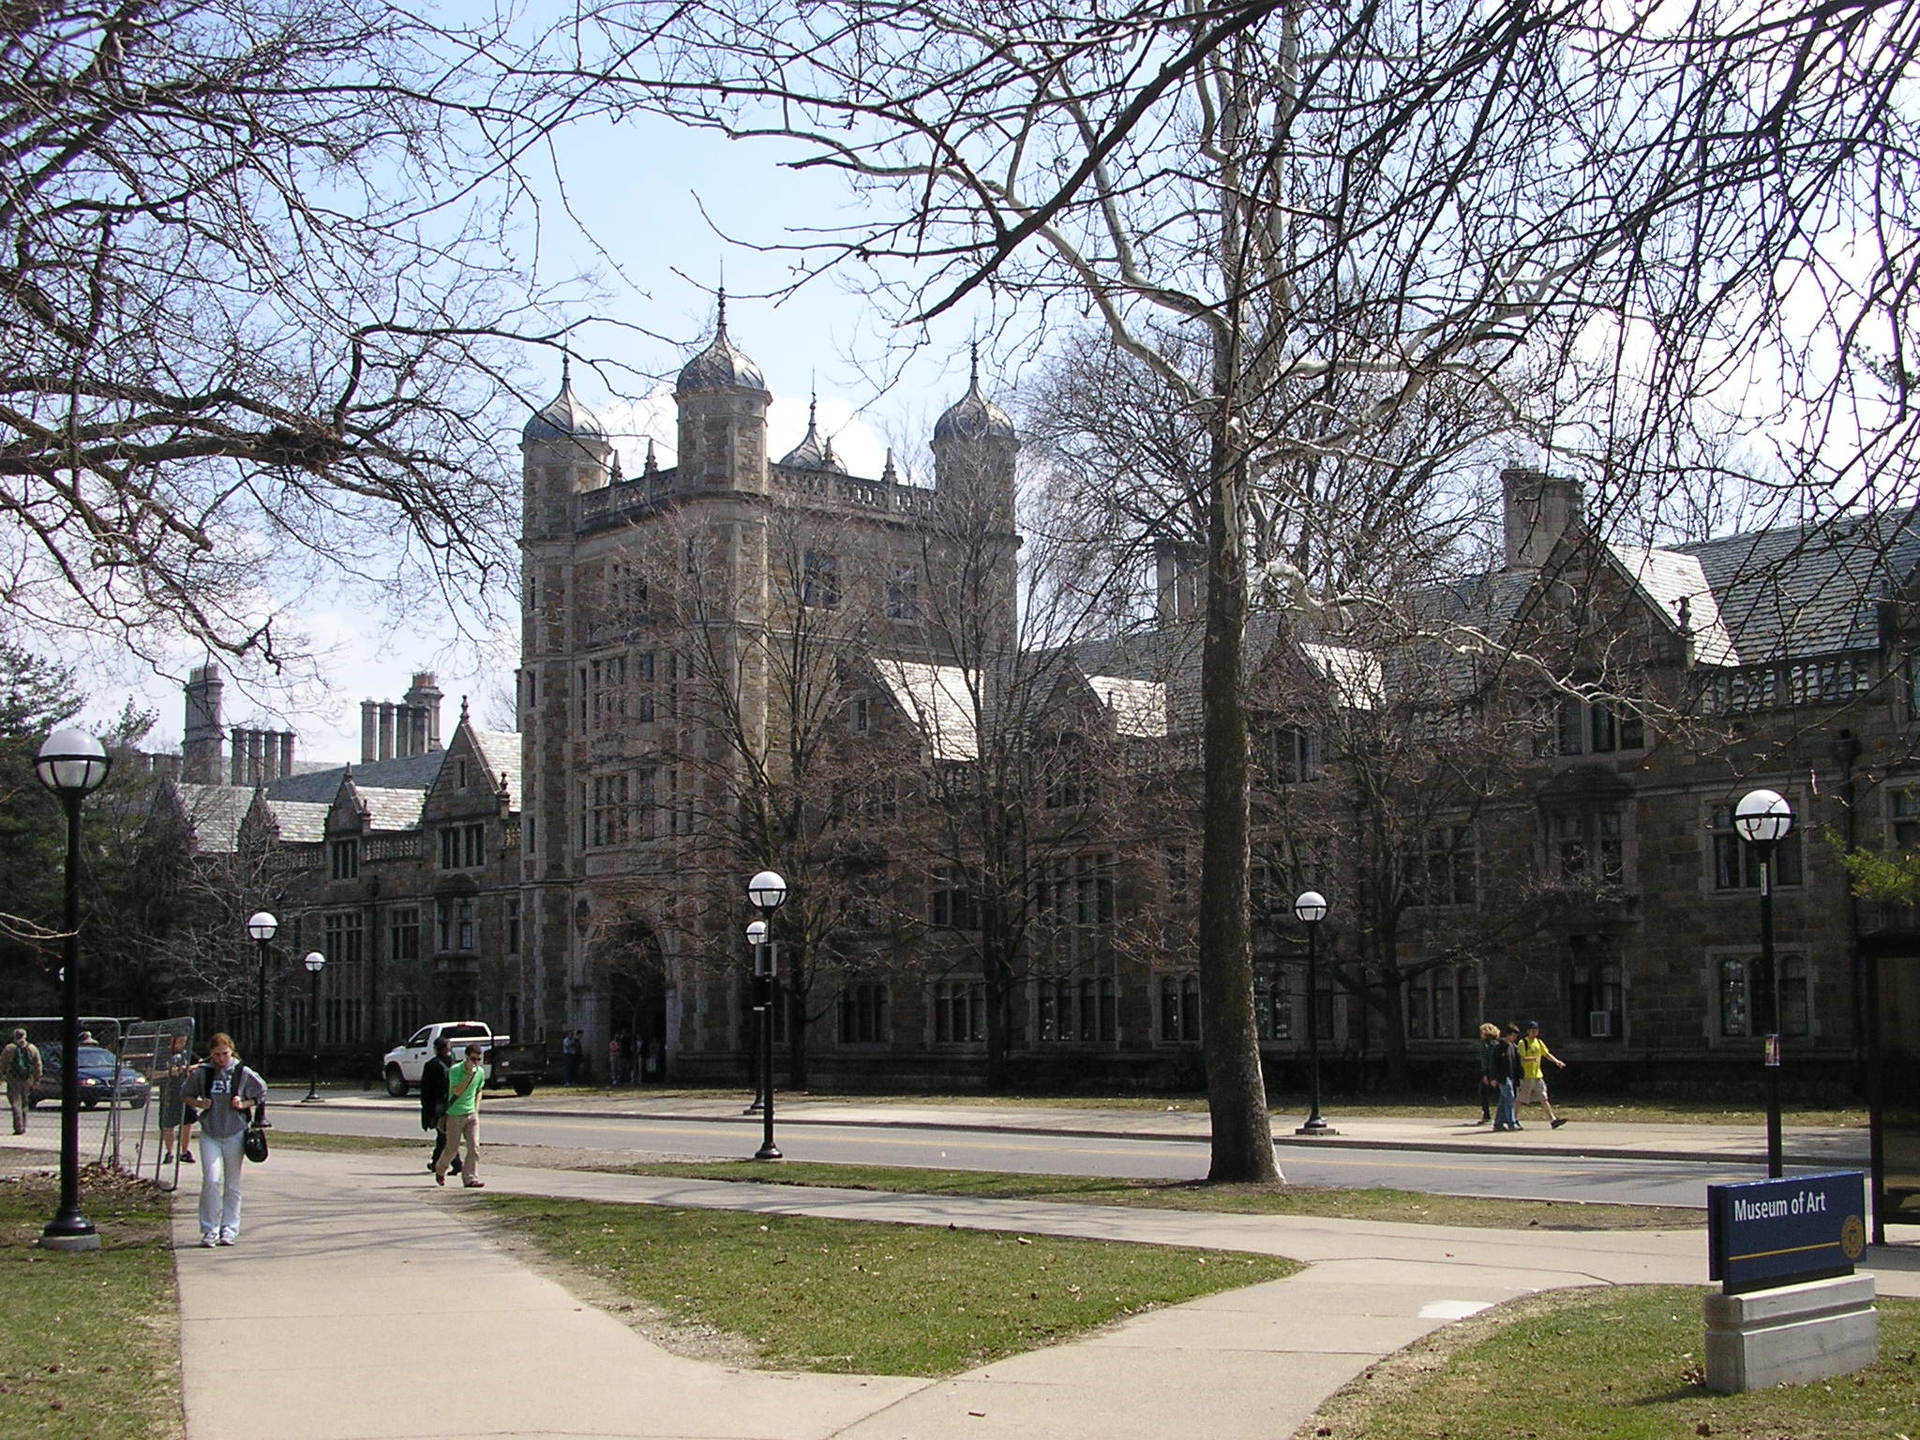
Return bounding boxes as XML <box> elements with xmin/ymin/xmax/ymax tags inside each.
<box><xmin>753</xmin><ymin>1142</ymin><xmax>782</xmax><ymax>1161</ymax></box>
<box><xmin>39</xmin><ymin>1218</ymin><xmax>100</xmax><ymax>1251</ymax></box>
<box><xmin>300</xmin><ymin>1094</ymin><xmax>326</xmax><ymax>1104</ymax></box>
<box><xmin>744</xmin><ymin>1097</ymin><xmax>763</xmax><ymax>1114</ymax></box>
<box><xmin>1294</xmin><ymin>1117</ymin><xmax>1339</xmax><ymax>1136</ymax></box>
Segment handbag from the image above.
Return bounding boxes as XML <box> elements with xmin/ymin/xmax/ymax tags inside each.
<box><xmin>242</xmin><ymin>1069</ymin><xmax>269</xmax><ymax>1163</ymax></box>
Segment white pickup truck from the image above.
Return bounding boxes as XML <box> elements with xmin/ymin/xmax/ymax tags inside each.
<box><xmin>382</xmin><ymin>1021</ymin><xmax>544</xmax><ymax>1098</ymax></box>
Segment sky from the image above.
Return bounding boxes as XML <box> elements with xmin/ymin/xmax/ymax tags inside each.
<box><xmin>81</xmin><ymin>110</ymin><xmax>1004</xmax><ymax>767</ymax></box>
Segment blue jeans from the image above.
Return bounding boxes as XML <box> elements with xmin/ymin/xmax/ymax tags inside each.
<box><xmin>1495</xmin><ymin>1078</ymin><xmax>1519</xmax><ymax>1130</ymax></box>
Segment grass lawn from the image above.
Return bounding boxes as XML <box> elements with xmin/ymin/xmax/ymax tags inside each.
<box><xmin>598</xmin><ymin>1159</ymin><xmax>1705</xmax><ymax>1230</ymax></box>
<box><xmin>0</xmin><ymin>1165</ymin><xmax>181</xmax><ymax>1440</ymax></box>
<box><xmin>487</xmin><ymin>1194</ymin><xmax>1295</xmax><ymax>1375</ymax></box>
<box><xmin>1307</xmin><ymin>1284</ymin><xmax>1920</xmax><ymax>1440</ymax></box>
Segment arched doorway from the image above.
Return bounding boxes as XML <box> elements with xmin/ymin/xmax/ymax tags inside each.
<box><xmin>595</xmin><ymin>916</ymin><xmax>669</xmax><ymax>1083</ymax></box>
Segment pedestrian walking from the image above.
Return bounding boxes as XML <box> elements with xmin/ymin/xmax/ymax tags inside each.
<box><xmin>3</xmin><ymin>1028</ymin><xmax>42</xmax><ymax>1135</ymax></box>
<box><xmin>420</xmin><ymin>1037</ymin><xmax>460</xmax><ymax>1177</ymax></box>
<box><xmin>157</xmin><ymin>1031</ymin><xmax>196</xmax><ymax>1162</ymax></box>
<box><xmin>1475</xmin><ymin>1021</ymin><xmax>1500</xmax><ymax>1124</ymax></box>
<box><xmin>435</xmin><ymin>1043</ymin><xmax>486</xmax><ymax>1188</ymax></box>
<box><xmin>560</xmin><ymin>1028</ymin><xmax>579</xmax><ymax>1086</ymax></box>
<box><xmin>182</xmin><ymin>1033</ymin><xmax>267</xmax><ymax>1246</ymax></box>
<box><xmin>1518</xmin><ymin>1019</ymin><xmax>1568</xmax><ymax>1128</ymax></box>
<box><xmin>607</xmin><ymin>1034</ymin><xmax>620</xmax><ymax>1088</ymax></box>
<box><xmin>1492</xmin><ymin>1023</ymin><xmax>1523</xmax><ymax>1131</ymax></box>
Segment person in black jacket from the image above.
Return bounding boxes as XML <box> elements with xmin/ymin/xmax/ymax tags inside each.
<box><xmin>1492</xmin><ymin>1023</ymin><xmax>1525</xmax><ymax>1131</ymax></box>
<box><xmin>1475</xmin><ymin>1021</ymin><xmax>1501</xmax><ymax>1124</ymax></box>
<box><xmin>419</xmin><ymin>1037</ymin><xmax>460</xmax><ymax>1176</ymax></box>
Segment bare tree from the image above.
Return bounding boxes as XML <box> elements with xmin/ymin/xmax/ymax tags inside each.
<box><xmin>548</xmin><ymin>0</ymin><xmax>1919</xmax><ymax>1177</ymax></box>
<box><xmin>0</xmin><ymin>0</ymin><xmax>588</xmax><ymax>665</ymax></box>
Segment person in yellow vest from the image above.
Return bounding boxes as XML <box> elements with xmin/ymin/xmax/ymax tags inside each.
<box><xmin>1518</xmin><ymin>1021</ymin><xmax>1568</xmax><ymax>1128</ymax></box>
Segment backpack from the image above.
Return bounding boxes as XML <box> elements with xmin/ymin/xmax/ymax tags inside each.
<box><xmin>7</xmin><ymin>1044</ymin><xmax>30</xmax><ymax>1078</ymax></box>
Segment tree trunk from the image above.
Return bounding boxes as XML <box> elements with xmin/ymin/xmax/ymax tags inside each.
<box><xmin>981</xmin><ymin>902</ymin><xmax>1014</xmax><ymax>1090</ymax></box>
<box><xmin>1198</xmin><ymin>430</ymin><xmax>1279</xmax><ymax>1183</ymax></box>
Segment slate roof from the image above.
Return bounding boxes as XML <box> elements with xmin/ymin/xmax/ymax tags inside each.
<box><xmin>470</xmin><ymin>730</ymin><xmax>523</xmax><ymax>803</ymax></box>
<box><xmin>873</xmin><ymin>660</ymin><xmax>981</xmax><ymax>762</ymax></box>
<box><xmin>166</xmin><ymin>784</ymin><xmax>330</xmax><ymax>852</ymax></box>
<box><xmin>169</xmin><ymin>783</ymin><xmax>254</xmax><ymax>854</ymax></box>
<box><xmin>1672</xmin><ymin>510</ymin><xmax>1920</xmax><ymax>662</ymax></box>
<box><xmin>1300</xmin><ymin>643</ymin><xmax>1384</xmax><ymax>711</ymax></box>
<box><xmin>1609</xmin><ymin>545</ymin><xmax>1737</xmax><ymax>666</ymax></box>
<box><xmin>351</xmin><ymin>785</ymin><xmax>429</xmax><ymax>832</ymax></box>
<box><xmin>265</xmin><ymin>749</ymin><xmax>443</xmax><ymax>803</ymax></box>
<box><xmin>1085</xmin><ymin>675</ymin><xmax>1168</xmax><ymax>738</ymax></box>
<box><xmin>267</xmin><ymin>800</ymin><xmax>330</xmax><ymax>844</ymax></box>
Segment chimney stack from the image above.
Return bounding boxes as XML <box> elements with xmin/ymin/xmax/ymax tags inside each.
<box><xmin>378</xmin><ymin>703</ymin><xmax>395</xmax><ymax>760</ymax></box>
<box><xmin>1501</xmin><ymin>466</ymin><xmax>1584</xmax><ymax>571</ymax></box>
<box><xmin>361</xmin><ymin>701</ymin><xmax>378</xmax><ymax>764</ymax></box>
<box><xmin>404</xmin><ymin>672</ymin><xmax>444</xmax><ymax>751</ymax></box>
<box><xmin>1153</xmin><ymin>537</ymin><xmax>1205</xmax><ymax>626</ymax></box>
<box><xmin>182</xmin><ymin>663</ymin><xmax>225</xmax><ymax>784</ymax></box>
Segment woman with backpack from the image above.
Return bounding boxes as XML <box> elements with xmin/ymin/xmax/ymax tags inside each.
<box><xmin>182</xmin><ymin>1033</ymin><xmax>267</xmax><ymax>1247</ymax></box>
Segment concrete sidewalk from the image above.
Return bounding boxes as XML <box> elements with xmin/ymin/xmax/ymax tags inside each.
<box><xmin>171</xmin><ymin>1143</ymin><xmax>1918</xmax><ymax>1440</ymax></box>
<box><xmin>297</xmin><ymin>1085</ymin><xmax>1874</xmax><ymax>1168</ymax></box>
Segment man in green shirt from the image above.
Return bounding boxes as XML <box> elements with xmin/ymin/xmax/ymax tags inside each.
<box><xmin>434</xmin><ymin>1044</ymin><xmax>487</xmax><ymax>1188</ymax></box>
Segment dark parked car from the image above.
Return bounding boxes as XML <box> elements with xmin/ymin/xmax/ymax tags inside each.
<box><xmin>29</xmin><ymin>1043</ymin><xmax>150</xmax><ymax>1110</ymax></box>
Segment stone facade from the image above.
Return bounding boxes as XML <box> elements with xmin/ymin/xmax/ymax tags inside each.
<box><xmin>155</xmin><ymin>676</ymin><xmax>528</xmax><ymax>1073</ymax></box>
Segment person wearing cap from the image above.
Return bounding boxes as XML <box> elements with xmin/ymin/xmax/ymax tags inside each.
<box><xmin>1518</xmin><ymin>1020</ymin><xmax>1568</xmax><ymax>1128</ymax></box>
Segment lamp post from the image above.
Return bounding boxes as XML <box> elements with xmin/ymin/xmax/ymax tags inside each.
<box><xmin>246</xmin><ymin>911</ymin><xmax>277</xmax><ymax>1065</ymax></box>
<box><xmin>1293</xmin><ymin>890</ymin><xmax>1335</xmax><ymax>1137</ymax></box>
<box><xmin>1734</xmin><ymin>787</ymin><xmax>1795</xmax><ymax>1178</ymax></box>
<box><xmin>34</xmin><ymin>727</ymin><xmax>111</xmax><ymax>1251</ymax></box>
<box><xmin>746</xmin><ymin>870</ymin><xmax>787</xmax><ymax>1160</ymax></box>
<box><xmin>744</xmin><ymin>919</ymin><xmax>768</xmax><ymax>1115</ymax></box>
<box><xmin>302</xmin><ymin>951</ymin><xmax>326</xmax><ymax>1103</ymax></box>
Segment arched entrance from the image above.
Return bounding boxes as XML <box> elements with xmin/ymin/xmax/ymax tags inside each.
<box><xmin>594</xmin><ymin>916</ymin><xmax>669</xmax><ymax>1083</ymax></box>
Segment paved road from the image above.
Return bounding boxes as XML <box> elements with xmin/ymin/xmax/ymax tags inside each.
<box><xmin>256</xmin><ymin>1091</ymin><xmax>1833</xmax><ymax>1209</ymax></box>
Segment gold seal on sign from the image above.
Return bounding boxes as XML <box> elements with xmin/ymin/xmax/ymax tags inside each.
<box><xmin>1841</xmin><ymin>1214</ymin><xmax>1867</xmax><ymax>1262</ymax></box>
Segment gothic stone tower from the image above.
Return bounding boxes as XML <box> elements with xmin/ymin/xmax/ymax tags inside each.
<box><xmin>518</xmin><ymin>311</ymin><xmax>1019</xmax><ymax>1077</ymax></box>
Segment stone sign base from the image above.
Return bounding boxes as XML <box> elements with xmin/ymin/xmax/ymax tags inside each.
<box><xmin>1703</xmin><ymin>1274</ymin><xmax>1878</xmax><ymax>1394</ymax></box>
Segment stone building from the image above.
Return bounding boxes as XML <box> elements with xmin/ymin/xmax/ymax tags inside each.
<box><xmin>515</xmin><ymin>304</ymin><xmax>1920</xmax><ymax>1096</ymax></box>
<box><xmin>149</xmin><ymin>305</ymin><xmax>1920</xmax><ymax>1098</ymax></box>
<box><xmin>516</xmin><ymin>305</ymin><xmax>1022</xmax><ymax>1082</ymax></box>
<box><xmin>154</xmin><ymin>670</ymin><xmax>527</xmax><ymax>1074</ymax></box>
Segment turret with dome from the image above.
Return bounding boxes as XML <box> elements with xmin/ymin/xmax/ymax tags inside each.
<box><xmin>932</xmin><ymin>347</ymin><xmax>1018</xmax><ymax>446</ymax></box>
<box><xmin>518</xmin><ymin>298</ymin><xmax>1018</xmax><ymax>528</ymax></box>
<box><xmin>523</xmin><ymin>356</ymin><xmax>610</xmax><ymax>445</ymax></box>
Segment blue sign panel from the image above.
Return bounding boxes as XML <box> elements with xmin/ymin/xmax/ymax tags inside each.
<box><xmin>1707</xmin><ymin>1171</ymin><xmax>1869</xmax><ymax>1295</ymax></box>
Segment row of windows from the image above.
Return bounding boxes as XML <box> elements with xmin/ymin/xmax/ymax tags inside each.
<box><xmin>440</xmin><ymin>823</ymin><xmax>486</xmax><ymax>870</ymax></box>
<box><xmin>306</xmin><ymin>902</ymin><xmax>517</xmax><ymax>964</ymax></box>
<box><xmin>579</xmin><ymin>652</ymin><xmax>662</xmax><ymax>733</ymax></box>
<box><xmin>821</xmin><ymin>955</ymin><xmax>1817</xmax><ymax>1048</ymax></box>
<box><xmin>799</xmin><ymin>550</ymin><xmax>921</xmax><ymax>621</ymax></box>
<box><xmin>577</xmin><ymin>769</ymin><xmax>696</xmax><ymax>847</ymax></box>
<box><xmin>1547</xmin><ymin>696</ymin><xmax>1646</xmax><ymax>757</ymax></box>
